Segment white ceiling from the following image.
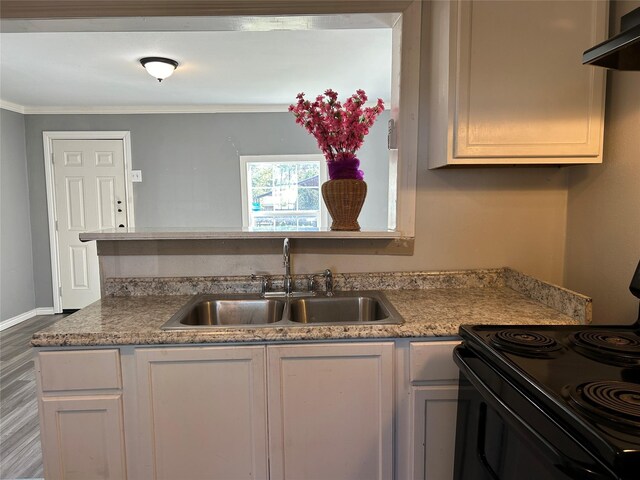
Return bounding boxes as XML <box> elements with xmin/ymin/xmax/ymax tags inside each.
<box><xmin>0</xmin><ymin>15</ymin><xmax>393</xmax><ymax>113</ymax></box>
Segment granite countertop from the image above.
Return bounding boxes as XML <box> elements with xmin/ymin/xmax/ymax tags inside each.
<box><xmin>32</xmin><ymin>268</ymin><xmax>590</xmax><ymax>347</ymax></box>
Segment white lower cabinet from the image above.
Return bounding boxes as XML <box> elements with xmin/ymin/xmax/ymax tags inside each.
<box><xmin>134</xmin><ymin>345</ymin><xmax>269</xmax><ymax>480</ymax></box>
<box><xmin>411</xmin><ymin>386</ymin><xmax>460</xmax><ymax>480</ymax></box>
<box><xmin>267</xmin><ymin>342</ymin><xmax>394</xmax><ymax>480</ymax></box>
<box><xmin>40</xmin><ymin>395</ymin><xmax>128</xmax><ymax>480</ymax></box>
<box><xmin>396</xmin><ymin>340</ymin><xmax>462</xmax><ymax>480</ymax></box>
<box><xmin>133</xmin><ymin>342</ymin><xmax>394</xmax><ymax>480</ymax></box>
<box><xmin>35</xmin><ymin>349</ymin><xmax>127</xmax><ymax>480</ymax></box>
<box><xmin>37</xmin><ymin>340</ymin><xmax>461</xmax><ymax>480</ymax></box>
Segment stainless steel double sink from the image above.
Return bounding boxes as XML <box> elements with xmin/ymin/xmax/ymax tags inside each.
<box><xmin>161</xmin><ymin>291</ymin><xmax>402</xmax><ymax>329</ymax></box>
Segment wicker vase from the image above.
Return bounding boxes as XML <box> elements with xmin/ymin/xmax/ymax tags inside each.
<box><xmin>321</xmin><ymin>179</ymin><xmax>367</xmax><ymax>231</ymax></box>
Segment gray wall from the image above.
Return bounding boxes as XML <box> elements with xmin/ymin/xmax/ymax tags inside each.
<box><xmin>1</xmin><ymin>109</ymin><xmax>36</xmax><ymax>320</ymax></box>
<box><xmin>24</xmin><ymin>111</ymin><xmax>390</xmax><ymax>305</ymax></box>
<box><xmin>25</xmin><ymin>111</ymin><xmax>390</xmax><ymax>229</ymax></box>
<box><xmin>564</xmin><ymin>0</ymin><xmax>640</xmax><ymax>325</ymax></box>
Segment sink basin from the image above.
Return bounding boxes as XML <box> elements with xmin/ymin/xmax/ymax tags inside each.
<box><xmin>289</xmin><ymin>296</ymin><xmax>391</xmax><ymax>324</ymax></box>
<box><xmin>162</xmin><ymin>295</ymin><xmax>285</xmax><ymax>329</ymax></box>
<box><xmin>161</xmin><ymin>291</ymin><xmax>402</xmax><ymax>330</ymax></box>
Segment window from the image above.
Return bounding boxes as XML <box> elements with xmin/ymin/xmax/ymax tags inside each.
<box><xmin>240</xmin><ymin>155</ymin><xmax>328</xmax><ymax>231</ymax></box>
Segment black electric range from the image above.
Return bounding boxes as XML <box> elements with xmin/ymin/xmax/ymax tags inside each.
<box><xmin>453</xmin><ymin>260</ymin><xmax>640</xmax><ymax>479</ymax></box>
<box><xmin>453</xmin><ymin>323</ymin><xmax>640</xmax><ymax>479</ymax></box>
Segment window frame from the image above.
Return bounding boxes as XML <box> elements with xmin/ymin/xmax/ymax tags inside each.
<box><xmin>239</xmin><ymin>154</ymin><xmax>328</xmax><ymax>231</ymax></box>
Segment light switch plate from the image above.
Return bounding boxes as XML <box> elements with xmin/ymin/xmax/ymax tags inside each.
<box><xmin>131</xmin><ymin>170</ymin><xmax>142</xmax><ymax>182</ymax></box>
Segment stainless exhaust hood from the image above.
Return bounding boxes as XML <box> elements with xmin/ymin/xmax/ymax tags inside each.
<box><xmin>583</xmin><ymin>6</ymin><xmax>640</xmax><ymax>70</ymax></box>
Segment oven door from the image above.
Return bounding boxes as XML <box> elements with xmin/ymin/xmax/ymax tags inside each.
<box><xmin>453</xmin><ymin>346</ymin><xmax>616</xmax><ymax>480</ymax></box>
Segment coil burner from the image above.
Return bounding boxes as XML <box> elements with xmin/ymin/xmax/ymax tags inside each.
<box><xmin>569</xmin><ymin>331</ymin><xmax>640</xmax><ymax>366</ymax></box>
<box><xmin>564</xmin><ymin>381</ymin><xmax>640</xmax><ymax>430</ymax></box>
<box><xmin>490</xmin><ymin>330</ymin><xmax>562</xmax><ymax>357</ymax></box>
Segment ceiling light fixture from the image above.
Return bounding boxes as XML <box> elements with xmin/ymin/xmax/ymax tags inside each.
<box><xmin>140</xmin><ymin>57</ymin><xmax>178</xmax><ymax>82</ymax></box>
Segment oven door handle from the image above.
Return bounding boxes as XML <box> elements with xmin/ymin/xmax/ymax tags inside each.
<box><xmin>454</xmin><ymin>348</ymin><xmax>611</xmax><ymax>479</ymax></box>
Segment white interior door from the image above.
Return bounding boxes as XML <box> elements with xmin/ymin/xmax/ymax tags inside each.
<box><xmin>52</xmin><ymin>139</ymin><xmax>128</xmax><ymax>309</ymax></box>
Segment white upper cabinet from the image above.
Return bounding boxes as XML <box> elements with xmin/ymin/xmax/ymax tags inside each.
<box><xmin>426</xmin><ymin>0</ymin><xmax>609</xmax><ymax>168</ymax></box>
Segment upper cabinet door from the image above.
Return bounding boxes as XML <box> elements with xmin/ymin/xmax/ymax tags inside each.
<box><xmin>427</xmin><ymin>0</ymin><xmax>609</xmax><ymax>168</ymax></box>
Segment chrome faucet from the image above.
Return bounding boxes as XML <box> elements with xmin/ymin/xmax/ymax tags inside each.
<box><xmin>283</xmin><ymin>238</ymin><xmax>293</xmax><ymax>295</ymax></box>
<box><xmin>308</xmin><ymin>269</ymin><xmax>334</xmax><ymax>296</ymax></box>
<box><xmin>323</xmin><ymin>269</ymin><xmax>334</xmax><ymax>296</ymax></box>
<box><xmin>250</xmin><ymin>274</ymin><xmax>270</xmax><ymax>296</ymax></box>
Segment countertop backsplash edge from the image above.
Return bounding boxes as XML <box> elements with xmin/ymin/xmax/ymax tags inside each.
<box><xmin>502</xmin><ymin>268</ymin><xmax>592</xmax><ymax>324</ymax></box>
<box><xmin>102</xmin><ymin>268</ymin><xmax>507</xmax><ymax>297</ymax></box>
<box><xmin>103</xmin><ymin>267</ymin><xmax>589</xmax><ymax>323</ymax></box>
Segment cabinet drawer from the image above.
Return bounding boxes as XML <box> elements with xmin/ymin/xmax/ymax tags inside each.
<box><xmin>39</xmin><ymin>349</ymin><xmax>122</xmax><ymax>392</ymax></box>
<box><xmin>409</xmin><ymin>341</ymin><xmax>460</xmax><ymax>383</ymax></box>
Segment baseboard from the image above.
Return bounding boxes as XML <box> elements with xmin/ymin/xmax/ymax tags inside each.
<box><xmin>0</xmin><ymin>307</ymin><xmax>56</xmax><ymax>331</ymax></box>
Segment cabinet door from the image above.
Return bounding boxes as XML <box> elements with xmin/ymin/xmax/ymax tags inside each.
<box><xmin>396</xmin><ymin>340</ymin><xmax>461</xmax><ymax>480</ymax></box>
<box><xmin>135</xmin><ymin>346</ymin><xmax>268</xmax><ymax>480</ymax></box>
<box><xmin>40</xmin><ymin>395</ymin><xmax>127</xmax><ymax>480</ymax></box>
<box><xmin>412</xmin><ymin>386</ymin><xmax>460</xmax><ymax>480</ymax></box>
<box><xmin>427</xmin><ymin>0</ymin><xmax>608</xmax><ymax>167</ymax></box>
<box><xmin>268</xmin><ymin>342</ymin><xmax>394</xmax><ymax>480</ymax></box>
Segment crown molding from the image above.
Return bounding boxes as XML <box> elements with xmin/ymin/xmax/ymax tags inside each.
<box><xmin>1</xmin><ymin>104</ymin><xmax>294</xmax><ymax>115</ymax></box>
<box><xmin>0</xmin><ymin>101</ymin><xmax>389</xmax><ymax>115</ymax></box>
<box><xmin>0</xmin><ymin>100</ymin><xmax>26</xmax><ymax>114</ymax></box>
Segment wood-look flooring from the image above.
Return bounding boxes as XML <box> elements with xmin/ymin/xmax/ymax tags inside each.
<box><xmin>1</xmin><ymin>315</ymin><xmax>65</xmax><ymax>480</ymax></box>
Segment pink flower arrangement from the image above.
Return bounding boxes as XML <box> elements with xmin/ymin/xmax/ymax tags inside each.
<box><xmin>289</xmin><ymin>89</ymin><xmax>384</xmax><ymax>180</ymax></box>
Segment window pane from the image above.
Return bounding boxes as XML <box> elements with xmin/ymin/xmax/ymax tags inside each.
<box><xmin>298</xmin><ymin>163</ymin><xmax>320</xmax><ymax>186</ymax></box>
<box><xmin>242</xmin><ymin>156</ymin><xmax>325</xmax><ymax>229</ymax></box>
<box><xmin>251</xmin><ymin>188</ymin><xmax>273</xmax><ymax>211</ymax></box>
<box><xmin>275</xmin><ymin>217</ymin><xmax>298</xmax><ymax>230</ymax></box>
<box><xmin>270</xmin><ymin>186</ymin><xmax>295</xmax><ymax>211</ymax></box>
<box><xmin>297</xmin><ymin>188</ymin><xmax>319</xmax><ymax>211</ymax></box>
<box><xmin>297</xmin><ymin>217</ymin><xmax>318</xmax><ymax>230</ymax></box>
<box><xmin>274</xmin><ymin>164</ymin><xmax>297</xmax><ymax>187</ymax></box>
<box><xmin>253</xmin><ymin>217</ymin><xmax>275</xmax><ymax>230</ymax></box>
<box><xmin>249</xmin><ymin>164</ymin><xmax>273</xmax><ymax>188</ymax></box>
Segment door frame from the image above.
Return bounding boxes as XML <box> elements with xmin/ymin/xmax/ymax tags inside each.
<box><xmin>43</xmin><ymin>131</ymin><xmax>135</xmax><ymax>312</ymax></box>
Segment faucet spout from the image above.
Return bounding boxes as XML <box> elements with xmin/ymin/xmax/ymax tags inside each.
<box><xmin>283</xmin><ymin>238</ymin><xmax>292</xmax><ymax>294</ymax></box>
